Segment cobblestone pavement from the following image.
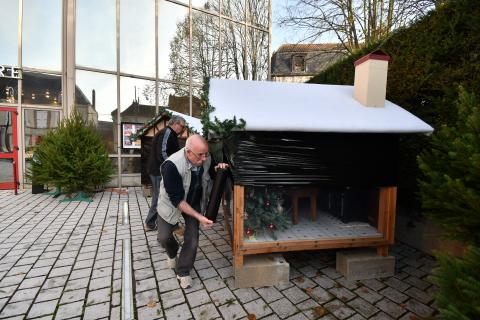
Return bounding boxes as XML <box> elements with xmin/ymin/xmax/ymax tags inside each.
<box><xmin>0</xmin><ymin>188</ymin><xmax>438</xmax><ymax>319</ymax></box>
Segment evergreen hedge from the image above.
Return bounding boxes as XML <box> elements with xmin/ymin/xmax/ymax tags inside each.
<box><xmin>309</xmin><ymin>0</ymin><xmax>480</xmax><ymax>211</ymax></box>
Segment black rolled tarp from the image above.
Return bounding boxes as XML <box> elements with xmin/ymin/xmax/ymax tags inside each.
<box><xmin>223</xmin><ymin>131</ymin><xmax>399</xmax><ymax>187</ymax></box>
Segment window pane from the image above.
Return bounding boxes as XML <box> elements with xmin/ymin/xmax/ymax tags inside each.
<box><xmin>121</xmin><ymin>157</ymin><xmax>141</xmax><ymax>174</ymax></box>
<box><xmin>247</xmin><ymin>28</ymin><xmax>269</xmax><ymax>80</ymax></box>
<box><xmin>158</xmin><ymin>82</ymin><xmax>192</xmax><ymax>116</ymax></box>
<box><xmin>120</xmin><ymin>0</ymin><xmax>155</xmax><ymax>76</ymax></box>
<box><xmin>222</xmin><ymin>0</ymin><xmax>245</xmax><ymax>23</ymax></box>
<box><xmin>120</xmin><ymin>77</ymin><xmax>156</xmax><ymax>154</ymax></box>
<box><xmin>22</xmin><ymin>72</ymin><xmax>62</xmax><ymax>106</ymax></box>
<box><xmin>221</xmin><ymin>20</ymin><xmax>246</xmax><ymax>79</ymax></box>
<box><xmin>0</xmin><ymin>0</ymin><xmax>19</xmax><ymax>66</ymax></box>
<box><xmin>0</xmin><ymin>78</ymin><xmax>18</xmax><ymax>104</ymax></box>
<box><xmin>191</xmin><ymin>12</ymin><xmax>220</xmax><ymax>84</ymax></box>
<box><xmin>76</xmin><ymin>0</ymin><xmax>116</xmax><ymax>70</ymax></box>
<box><xmin>247</xmin><ymin>0</ymin><xmax>268</xmax><ymax>28</ymax></box>
<box><xmin>23</xmin><ymin>0</ymin><xmax>61</xmax><ymax>71</ymax></box>
<box><xmin>158</xmin><ymin>1</ymin><xmax>189</xmax><ymax>82</ymax></box>
<box><xmin>0</xmin><ymin>110</ymin><xmax>14</xmax><ymax>154</ymax></box>
<box><xmin>23</xmin><ymin>109</ymin><xmax>60</xmax><ymax>154</ymax></box>
<box><xmin>75</xmin><ymin>70</ymin><xmax>117</xmax><ymax>153</ymax></box>
<box><xmin>192</xmin><ymin>0</ymin><xmax>219</xmax><ymax>12</ymax></box>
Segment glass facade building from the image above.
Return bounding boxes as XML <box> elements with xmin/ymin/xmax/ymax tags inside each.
<box><xmin>0</xmin><ymin>0</ymin><xmax>271</xmax><ymax>188</ymax></box>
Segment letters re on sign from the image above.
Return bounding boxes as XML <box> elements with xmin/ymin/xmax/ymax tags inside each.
<box><xmin>0</xmin><ymin>65</ymin><xmax>22</xmax><ymax>79</ymax></box>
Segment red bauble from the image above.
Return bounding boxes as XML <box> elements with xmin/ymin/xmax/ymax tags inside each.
<box><xmin>267</xmin><ymin>223</ymin><xmax>275</xmax><ymax>230</ymax></box>
<box><xmin>265</xmin><ymin>200</ymin><xmax>270</xmax><ymax>207</ymax></box>
<box><xmin>245</xmin><ymin>227</ymin><xmax>252</xmax><ymax>237</ymax></box>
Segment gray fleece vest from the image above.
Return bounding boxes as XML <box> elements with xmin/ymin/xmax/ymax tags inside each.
<box><xmin>158</xmin><ymin>147</ymin><xmax>212</xmax><ymax>225</ymax></box>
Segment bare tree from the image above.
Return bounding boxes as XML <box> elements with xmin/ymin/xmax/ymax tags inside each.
<box><xmin>278</xmin><ymin>0</ymin><xmax>438</xmax><ymax>52</ymax></box>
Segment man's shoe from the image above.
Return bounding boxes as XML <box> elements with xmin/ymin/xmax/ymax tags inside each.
<box><xmin>166</xmin><ymin>257</ymin><xmax>176</xmax><ymax>269</ymax></box>
<box><xmin>177</xmin><ymin>275</ymin><xmax>192</xmax><ymax>289</ymax></box>
<box><xmin>144</xmin><ymin>223</ymin><xmax>156</xmax><ymax>232</ymax></box>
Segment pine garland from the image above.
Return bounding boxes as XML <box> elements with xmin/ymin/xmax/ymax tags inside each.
<box><xmin>200</xmin><ymin>77</ymin><xmax>246</xmax><ymax>139</ymax></box>
<box><xmin>244</xmin><ymin>187</ymin><xmax>291</xmax><ymax>240</ymax></box>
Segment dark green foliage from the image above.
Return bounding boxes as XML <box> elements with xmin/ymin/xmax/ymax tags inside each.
<box><xmin>200</xmin><ymin>78</ymin><xmax>246</xmax><ymax>139</ymax></box>
<box><xmin>418</xmin><ymin>88</ymin><xmax>480</xmax><ymax>245</ymax></box>
<box><xmin>309</xmin><ymin>0</ymin><xmax>480</xmax><ymax>211</ymax></box>
<box><xmin>30</xmin><ymin>110</ymin><xmax>114</xmax><ymax>196</ymax></box>
<box><xmin>431</xmin><ymin>246</ymin><xmax>480</xmax><ymax>320</ymax></box>
<box><xmin>244</xmin><ymin>187</ymin><xmax>291</xmax><ymax>239</ymax></box>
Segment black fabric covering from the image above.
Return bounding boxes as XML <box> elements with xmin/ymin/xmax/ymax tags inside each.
<box><xmin>205</xmin><ymin>168</ymin><xmax>228</xmax><ymax>222</ymax></box>
<box><xmin>224</xmin><ymin>131</ymin><xmax>399</xmax><ymax>187</ymax></box>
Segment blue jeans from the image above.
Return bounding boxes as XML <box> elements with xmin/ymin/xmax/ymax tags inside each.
<box><xmin>145</xmin><ymin>174</ymin><xmax>161</xmax><ymax>228</ymax></box>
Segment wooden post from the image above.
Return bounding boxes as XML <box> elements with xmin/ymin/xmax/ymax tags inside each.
<box><xmin>377</xmin><ymin>186</ymin><xmax>397</xmax><ymax>256</ymax></box>
<box><xmin>233</xmin><ymin>185</ymin><xmax>245</xmax><ymax>267</ymax></box>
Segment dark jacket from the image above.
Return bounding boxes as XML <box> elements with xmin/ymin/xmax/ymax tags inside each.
<box><xmin>147</xmin><ymin>126</ymin><xmax>179</xmax><ymax>176</ymax></box>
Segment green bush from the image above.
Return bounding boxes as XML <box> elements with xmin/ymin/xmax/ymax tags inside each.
<box><xmin>309</xmin><ymin>0</ymin><xmax>480</xmax><ymax>211</ymax></box>
<box><xmin>431</xmin><ymin>246</ymin><xmax>480</xmax><ymax>320</ymax></box>
<box><xmin>30</xmin><ymin>110</ymin><xmax>114</xmax><ymax>197</ymax></box>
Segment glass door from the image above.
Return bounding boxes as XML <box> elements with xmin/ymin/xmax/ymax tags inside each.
<box><xmin>0</xmin><ymin>107</ymin><xmax>18</xmax><ymax>193</ymax></box>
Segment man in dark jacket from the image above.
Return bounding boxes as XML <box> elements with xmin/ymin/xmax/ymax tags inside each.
<box><xmin>145</xmin><ymin>115</ymin><xmax>186</xmax><ymax>231</ymax></box>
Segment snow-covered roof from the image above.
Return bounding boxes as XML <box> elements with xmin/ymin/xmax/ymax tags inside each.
<box><xmin>209</xmin><ymin>79</ymin><xmax>433</xmax><ymax>133</ymax></box>
<box><xmin>169</xmin><ymin>110</ymin><xmax>202</xmax><ymax>133</ymax></box>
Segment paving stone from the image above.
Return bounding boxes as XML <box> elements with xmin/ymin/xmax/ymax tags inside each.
<box><xmin>164</xmin><ymin>303</ymin><xmax>192</xmax><ymax>320</ymax></box>
<box><xmin>269</xmin><ymin>297</ymin><xmax>298</xmax><ymax>318</ymax></box>
<box><xmin>282</xmin><ymin>285</ymin><xmax>309</xmax><ymax>304</ymax></box>
<box><xmin>347</xmin><ymin>297</ymin><xmax>379</xmax><ymax>318</ymax></box>
<box><xmin>42</xmin><ymin>275</ymin><xmax>68</xmax><ymax>289</ymax></box>
<box><xmin>218</xmin><ymin>300</ymin><xmax>247</xmax><ymax>320</ymax></box>
<box><xmin>91</xmin><ymin>266</ymin><xmax>112</xmax><ymax>279</ymax></box>
<box><xmin>84</xmin><ymin>301</ymin><xmax>110</xmax><ymax>319</ymax></box>
<box><xmin>379</xmin><ymin>286</ymin><xmax>409</xmax><ymax>303</ymax></box>
<box><xmin>360</xmin><ymin>279</ymin><xmax>385</xmax><ymax>291</ymax></box>
<box><xmin>217</xmin><ymin>266</ymin><xmax>233</xmax><ymax>279</ymax></box>
<box><xmin>135</xmin><ymin>289</ymin><xmax>158</xmax><ymax>307</ymax></box>
<box><xmin>286</xmin><ymin>313</ymin><xmax>310</xmax><ymax>320</ymax></box>
<box><xmin>186</xmin><ymin>289</ymin><xmax>211</xmax><ymax>308</ymax></box>
<box><xmin>89</xmin><ymin>275</ymin><xmax>111</xmax><ymax>290</ymax></box>
<box><xmin>404</xmin><ymin>286</ymin><xmax>434</xmax><ymax>304</ymax></box>
<box><xmin>321</xmin><ymin>267</ymin><xmax>342</xmax><ymax>279</ymax></box>
<box><xmin>404</xmin><ymin>276</ymin><xmax>430</xmax><ymax>291</ymax></box>
<box><xmin>65</xmin><ymin>277</ymin><xmax>89</xmax><ymax>291</ymax></box>
<box><xmin>256</xmin><ymin>286</ymin><xmax>284</xmax><ymax>303</ymax></box>
<box><xmin>0</xmin><ymin>300</ymin><xmax>32</xmax><ymax>318</ymax></box>
<box><xmin>376</xmin><ymin>298</ymin><xmax>407</xmax><ymax>318</ymax></box>
<box><xmin>157</xmin><ymin>277</ymin><xmax>181</xmax><ymax>293</ymax></box>
<box><xmin>86</xmin><ymin>287</ymin><xmax>111</xmax><ymax>305</ymax></box>
<box><xmin>405</xmin><ymin>299</ymin><xmax>435</xmax><ymax>318</ymax></box>
<box><xmin>155</xmin><ymin>268</ymin><xmax>176</xmax><ymax>281</ymax></box>
<box><xmin>324</xmin><ymin>299</ymin><xmax>356</xmax><ymax>319</ymax></box>
<box><xmin>136</xmin><ymin>303</ymin><xmax>163</xmax><ymax>320</ymax></box>
<box><xmin>160</xmin><ymin>288</ymin><xmax>185</xmax><ymax>309</ymax></box>
<box><xmin>233</xmin><ymin>288</ymin><xmax>260</xmax><ymax>304</ymax></box>
<box><xmin>203</xmin><ymin>276</ymin><xmax>227</xmax><ymax>292</ymax></box>
<box><xmin>329</xmin><ymin>287</ymin><xmax>356</xmax><ymax>302</ymax></box>
<box><xmin>0</xmin><ymin>285</ymin><xmax>17</xmax><ymax>298</ymax></box>
<box><xmin>369</xmin><ymin>311</ymin><xmax>394</xmax><ymax>320</ymax></box>
<box><xmin>309</xmin><ymin>286</ymin><xmax>334</xmax><ymax>304</ymax></box>
<box><xmin>73</xmin><ymin>259</ymin><xmax>94</xmax><ymax>270</ymax></box>
<box><xmin>6</xmin><ymin>265</ymin><xmax>32</xmax><ymax>276</ymax></box>
<box><xmin>27</xmin><ymin>299</ymin><xmax>58</xmax><ymax>318</ymax></box>
<box><xmin>354</xmin><ymin>286</ymin><xmax>383</xmax><ymax>304</ymax></box>
<box><xmin>209</xmin><ymin>287</ymin><xmax>237</xmax><ymax>306</ymax></box>
<box><xmin>384</xmin><ymin>276</ymin><xmax>411</xmax><ymax>292</ymax></box>
<box><xmin>26</xmin><ymin>266</ymin><xmax>52</xmax><ymax>278</ymax></box>
<box><xmin>244</xmin><ymin>298</ymin><xmax>273</xmax><ymax>318</ymax></box>
<box><xmin>0</xmin><ymin>275</ymin><xmax>25</xmax><ymax>286</ymax></box>
<box><xmin>134</xmin><ymin>267</ymin><xmax>155</xmax><ymax>281</ymax></box>
<box><xmin>210</xmin><ymin>257</ymin><xmax>230</xmax><ymax>269</ymax></box>
<box><xmin>18</xmin><ymin>275</ymin><xmax>46</xmax><ymax>289</ymax></box>
<box><xmin>69</xmin><ymin>267</ymin><xmax>92</xmax><ymax>280</ymax></box>
<box><xmin>136</xmin><ymin>277</ymin><xmax>157</xmax><ymax>292</ymax></box>
<box><xmin>197</xmin><ymin>266</ymin><xmax>218</xmax><ymax>280</ymax></box>
<box><xmin>60</xmin><ymin>288</ymin><xmax>87</xmax><ymax>304</ymax></box>
<box><xmin>35</xmin><ymin>286</ymin><xmax>63</xmax><ymax>302</ymax></box>
<box><xmin>191</xmin><ymin>303</ymin><xmax>221</xmax><ymax>320</ymax></box>
<box><xmin>193</xmin><ymin>258</ymin><xmax>212</xmax><ymax>270</ymax></box>
<box><xmin>9</xmin><ymin>287</ymin><xmax>40</xmax><ymax>302</ymax></box>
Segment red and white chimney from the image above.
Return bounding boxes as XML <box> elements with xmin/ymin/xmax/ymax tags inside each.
<box><xmin>353</xmin><ymin>50</ymin><xmax>390</xmax><ymax>108</ymax></box>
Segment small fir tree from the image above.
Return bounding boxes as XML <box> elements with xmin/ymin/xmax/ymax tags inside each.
<box><xmin>418</xmin><ymin>87</ymin><xmax>480</xmax><ymax>245</ymax></box>
<box><xmin>30</xmin><ymin>109</ymin><xmax>114</xmax><ymax>200</ymax></box>
<box><xmin>244</xmin><ymin>187</ymin><xmax>291</xmax><ymax>239</ymax></box>
<box><xmin>418</xmin><ymin>87</ymin><xmax>480</xmax><ymax>319</ymax></box>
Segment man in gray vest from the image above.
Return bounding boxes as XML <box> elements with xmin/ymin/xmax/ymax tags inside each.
<box><xmin>157</xmin><ymin>134</ymin><xmax>228</xmax><ymax>288</ymax></box>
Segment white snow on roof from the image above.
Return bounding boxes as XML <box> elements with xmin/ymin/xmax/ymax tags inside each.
<box><xmin>169</xmin><ymin>109</ymin><xmax>203</xmax><ymax>133</ymax></box>
<box><xmin>209</xmin><ymin>79</ymin><xmax>433</xmax><ymax>133</ymax></box>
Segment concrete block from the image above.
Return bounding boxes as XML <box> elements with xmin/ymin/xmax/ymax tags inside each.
<box><xmin>336</xmin><ymin>249</ymin><xmax>395</xmax><ymax>280</ymax></box>
<box><xmin>234</xmin><ymin>254</ymin><xmax>289</xmax><ymax>288</ymax></box>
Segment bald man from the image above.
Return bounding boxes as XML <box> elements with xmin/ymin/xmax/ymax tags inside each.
<box><xmin>157</xmin><ymin>134</ymin><xmax>228</xmax><ymax>288</ymax></box>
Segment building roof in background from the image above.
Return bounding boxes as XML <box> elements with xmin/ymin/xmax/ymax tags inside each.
<box><xmin>209</xmin><ymin>78</ymin><xmax>433</xmax><ymax>134</ymax></box>
<box><xmin>275</xmin><ymin>43</ymin><xmax>342</xmax><ymax>53</ymax></box>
